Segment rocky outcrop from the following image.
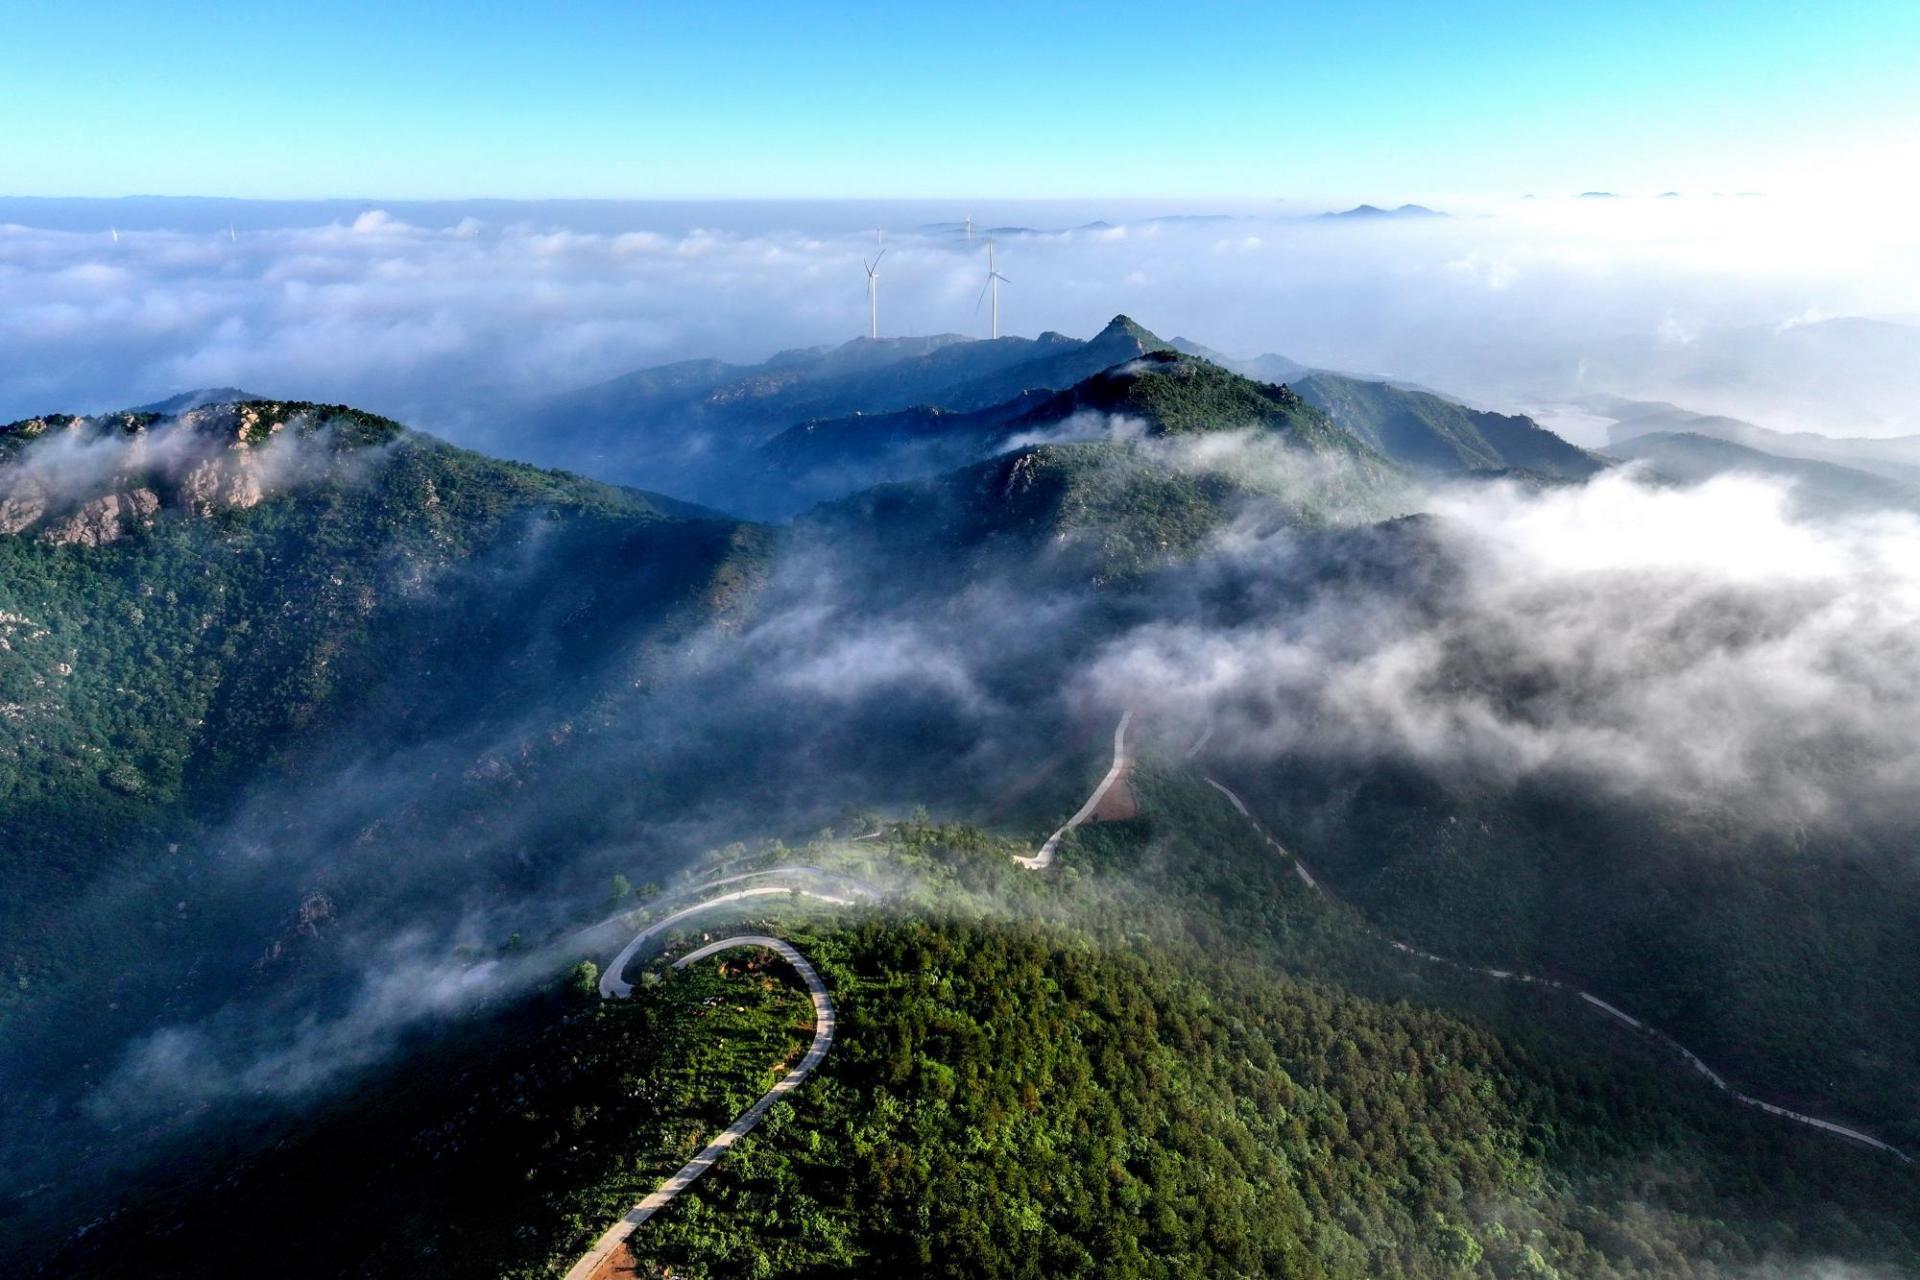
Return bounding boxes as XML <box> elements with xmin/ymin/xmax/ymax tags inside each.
<box><xmin>0</xmin><ymin>610</ymin><xmax>49</xmax><ymax>653</ymax></box>
<box><xmin>39</xmin><ymin>489</ymin><xmax>162</xmax><ymax>547</ymax></box>
<box><xmin>178</xmin><ymin>453</ymin><xmax>269</xmax><ymax>516</ymax></box>
<box><xmin>0</xmin><ymin>485</ymin><xmax>47</xmax><ymax>535</ymax></box>
<box><xmin>0</xmin><ymin>401</ymin><xmax>350</xmax><ymax>544</ymax></box>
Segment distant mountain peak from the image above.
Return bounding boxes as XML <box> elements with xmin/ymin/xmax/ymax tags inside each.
<box><xmin>127</xmin><ymin>387</ymin><xmax>268</xmax><ymax>415</ymax></box>
<box><xmin>1091</xmin><ymin>314</ymin><xmax>1171</xmax><ymax>352</ymax></box>
<box><xmin>1323</xmin><ymin>203</ymin><xmax>1447</xmax><ymax>220</ymax></box>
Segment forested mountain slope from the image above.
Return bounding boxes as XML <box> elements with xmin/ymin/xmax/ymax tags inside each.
<box><xmin>0</xmin><ymin>401</ymin><xmax>769</xmax><ymax>990</ymax></box>
<box><xmin>762</xmin><ymin>344</ymin><xmax>1405</xmax><ymax>515</ymax></box>
<box><xmin>503</xmin><ymin>316</ymin><xmax>1174</xmax><ymax>512</ymax></box>
<box><xmin>1294</xmin><ymin>372</ymin><xmax>1606</xmax><ymax>480</ymax></box>
<box><xmin>37</xmin><ymin>795</ymin><xmax>1920</xmax><ymax>1279</ymax></box>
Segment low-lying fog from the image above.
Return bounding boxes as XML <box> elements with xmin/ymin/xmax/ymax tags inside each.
<box><xmin>4</xmin><ymin>193</ymin><xmax>1916</xmax><ymax>447</ymax></box>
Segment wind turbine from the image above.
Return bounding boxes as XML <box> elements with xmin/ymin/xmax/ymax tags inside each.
<box><xmin>975</xmin><ymin>236</ymin><xmax>1009</xmax><ymax>339</ymax></box>
<box><xmin>228</xmin><ymin>224</ymin><xmax>237</xmax><ymax>242</ymax></box>
<box><xmin>110</xmin><ymin>226</ymin><xmax>120</xmax><ymax>244</ymax></box>
<box><xmin>963</xmin><ymin>215</ymin><xmax>973</xmax><ymax>243</ymax></box>
<box><xmin>862</xmin><ymin>228</ymin><xmax>886</xmax><ymax>339</ymax></box>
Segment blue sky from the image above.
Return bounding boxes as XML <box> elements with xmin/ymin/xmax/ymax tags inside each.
<box><xmin>4</xmin><ymin>0</ymin><xmax>1918</xmax><ymax>199</ymax></box>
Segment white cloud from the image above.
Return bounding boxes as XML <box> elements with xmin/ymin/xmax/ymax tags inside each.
<box><xmin>2</xmin><ymin>199</ymin><xmax>1914</xmax><ymax>442</ymax></box>
<box><xmin>1081</xmin><ymin>467</ymin><xmax>1920</xmax><ymax>826</ymax></box>
<box><xmin>349</xmin><ymin>208</ymin><xmax>408</xmax><ymax>234</ymax></box>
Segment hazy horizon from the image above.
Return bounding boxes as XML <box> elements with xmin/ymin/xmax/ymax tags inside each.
<box><xmin>5</xmin><ymin>191</ymin><xmax>1917</xmax><ymax>449</ymax></box>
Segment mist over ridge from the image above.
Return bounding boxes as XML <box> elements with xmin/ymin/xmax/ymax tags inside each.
<box><xmin>4</xmin><ymin>193</ymin><xmax>1916</xmax><ymax>455</ymax></box>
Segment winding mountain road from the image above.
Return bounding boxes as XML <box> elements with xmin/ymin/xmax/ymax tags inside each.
<box><xmin>559</xmin><ymin>866</ymin><xmax>873</xmax><ymax>970</ymax></box>
<box><xmin>564</xmin><ymin>933</ymin><xmax>835</xmax><ymax>1280</ymax></box>
<box><xmin>1015</xmin><ymin>710</ymin><xmax>1133</xmax><ymax>870</ymax></box>
<box><xmin>600</xmin><ymin>884</ymin><xmax>855</xmax><ymax>998</ymax></box>
<box><xmin>1202</xmin><ymin>775</ymin><xmax>1914</xmax><ymax>1165</ymax></box>
<box><xmin>561</xmin><ymin>754</ymin><xmax>1909</xmax><ymax>1280</ymax></box>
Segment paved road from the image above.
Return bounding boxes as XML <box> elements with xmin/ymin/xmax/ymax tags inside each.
<box><xmin>566</xmin><ymin>865</ymin><xmax>876</xmax><ymax>953</ymax></box>
<box><xmin>564</xmin><ymin>934</ymin><xmax>836</xmax><ymax>1280</ymax></box>
<box><xmin>600</xmin><ymin>885</ymin><xmax>855</xmax><ymax>998</ymax></box>
<box><xmin>1015</xmin><ymin>710</ymin><xmax>1133</xmax><ymax>870</ymax></box>
<box><xmin>1202</xmin><ymin>776</ymin><xmax>1914</xmax><ymax>1165</ymax></box>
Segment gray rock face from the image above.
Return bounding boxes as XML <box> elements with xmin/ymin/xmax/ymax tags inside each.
<box><xmin>179</xmin><ymin>452</ymin><xmax>269</xmax><ymax>516</ymax></box>
<box><xmin>0</xmin><ymin>481</ymin><xmax>48</xmax><ymax>535</ymax></box>
<box><xmin>39</xmin><ymin>488</ymin><xmax>162</xmax><ymax>546</ymax></box>
<box><xmin>1</xmin><ymin>402</ymin><xmax>312</xmax><ymax>542</ymax></box>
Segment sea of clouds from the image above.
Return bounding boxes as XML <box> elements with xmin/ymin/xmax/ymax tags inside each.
<box><xmin>3</xmin><ymin>194</ymin><xmax>1917</xmax><ymax>452</ymax></box>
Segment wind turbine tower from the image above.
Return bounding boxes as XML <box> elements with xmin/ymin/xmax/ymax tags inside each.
<box><xmin>980</xmin><ymin>237</ymin><xmax>1010</xmax><ymax>339</ymax></box>
<box><xmin>862</xmin><ymin>229</ymin><xmax>886</xmax><ymax>339</ymax></box>
<box><xmin>963</xmin><ymin>215</ymin><xmax>973</xmax><ymax>243</ymax></box>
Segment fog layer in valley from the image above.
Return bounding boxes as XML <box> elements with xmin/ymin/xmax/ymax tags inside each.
<box><xmin>30</xmin><ymin>433</ymin><xmax>1920</xmax><ymax>1151</ymax></box>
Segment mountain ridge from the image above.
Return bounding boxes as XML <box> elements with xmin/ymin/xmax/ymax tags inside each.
<box><xmin>1294</xmin><ymin>371</ymin><xmax>1608</xmax><ymax>480</ymax></box>
<box><xmin>1605</xmin><ymin>429</ymin><xmax>1920</xmax><ymax>516</ymax></box>
<box><xmin>1600</xmin><ymin>396</ymin><xmax>1920</xmax><ymax>485</ymax></box>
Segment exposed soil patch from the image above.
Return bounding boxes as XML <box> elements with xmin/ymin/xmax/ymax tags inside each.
<box><xmin>1088</xmin><ymin>763</ymin><xmax>1138</xmax><ymax>822</ymax></box>
<box><xmin>584</xmin><ymin>1240</ymin><xmax>643</xmax><ymax>1279</ymax></box>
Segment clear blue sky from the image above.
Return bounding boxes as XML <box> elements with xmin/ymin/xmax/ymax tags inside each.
<box><xmin>4</xmin><ymin>0</ymin><xmax>1917</xmax><ymax>199</ymax></box>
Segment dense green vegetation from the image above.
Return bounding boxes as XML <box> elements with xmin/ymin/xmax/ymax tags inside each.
<box><xmin>808</xmin><ymin>440</ymin><xmax>1253</xmax><ymax>586</ymax></box>
<box><xmin>934</xmin><ymin>314</ymin><xmax>1174</xmax><ymax>413</ymax></box>
<box><xmin>36</xmin><ymin>945</ymin><xmax>815</xmax><ymax>1277</ymax></box>
<box><xmin>1235</xmin><ymin>760</ymin><xmax>1920</xmax><ymax>1146</ymax></box>
<box><xmin>811</xmin><ymin>405</ymin><xmax>1406</xmax><ymax>588</ymax></box>
<box><xmin>0</xmin><ymin>403</ymin><xmax>768</xmax><ymax>999</ymax></box>
<box><xmin>1035</xmin><ymin>350</ymin><xmax>1359</xmax><ymax>446</ymax></box>
<box><xmin>626</xmin><ymin>915</ymin><xmax>1919</xmax><ymax>1279</ymax></box>
<box><xmin>37</xmin><ymin>795</ymin><xmax>1920</xmax><ymax>1278</ymax></box>
<box><xmin>753</xmin><ymin>327</ymin><xmax>1403</xmax><ymax>516</ymax></box>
